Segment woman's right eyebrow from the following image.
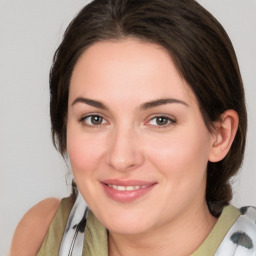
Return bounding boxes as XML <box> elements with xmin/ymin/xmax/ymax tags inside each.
<box><xmin>71</xmin><ymin>97</ymin><xmax>108</xmax><ymax>110</ymax></box>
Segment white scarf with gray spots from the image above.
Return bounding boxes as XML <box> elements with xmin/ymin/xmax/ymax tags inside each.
<box><xmin>215</xmin><ymin>206</ymin><xmax>256</xmax><ymax>255</ymax></box>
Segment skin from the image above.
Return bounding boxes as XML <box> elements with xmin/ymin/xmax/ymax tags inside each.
<box><xmin>10</xmin><ymin>198</ymin><xmax>60</xmax><ymax>256</ymax></box>
<box><xmin>10</xmin><ymin>38</ymin><xmax>238</xmax><ymax>255</ymax></box>
<box><xmin>67</xmin><ymin>38</ymin><xmax>220</xmax><ymax>256</ymax></box>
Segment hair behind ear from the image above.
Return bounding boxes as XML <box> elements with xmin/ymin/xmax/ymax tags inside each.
<box><xmin>207</xmin><ymin>109</ymin><xmax>242</xmax><ymax>216</ymax></box>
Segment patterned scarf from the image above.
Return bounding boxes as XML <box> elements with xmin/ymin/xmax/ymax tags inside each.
<box><xmin>59</xmin><ymin>193</ymin><xmax>256</xmax><ymax>256</ymax></box>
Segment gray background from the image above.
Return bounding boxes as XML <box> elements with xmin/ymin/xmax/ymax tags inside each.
<box><xmin>0</xmin><ymin>0</ymin><xmax>255</xmax><ymax>255</ymax></box>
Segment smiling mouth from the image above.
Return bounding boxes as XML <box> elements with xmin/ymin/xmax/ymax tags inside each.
<box><xmin>106</xmin><ymin>184</ymin><xmax>150</xmax><ymax>191</ymax></box>
<box><xmin>101</xmin><ymin>180</ymin><xmax>156</xmax><ymax>202</ymax></box>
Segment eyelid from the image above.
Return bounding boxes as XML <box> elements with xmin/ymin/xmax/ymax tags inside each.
<box><xmin>78</xmin><ymin>113</ymin><xmax>109</xmax><ymax>127</ymax></box>
<box><xmin>145</xmin><ymin>114</ymin><xmax>176</xmax><ymax>127</ymax></box>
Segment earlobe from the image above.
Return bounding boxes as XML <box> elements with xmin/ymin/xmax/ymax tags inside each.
<box><xmin>208</xmin><ymin>110</ymin><xmax>239</xmax><ymax>163</ymax></box>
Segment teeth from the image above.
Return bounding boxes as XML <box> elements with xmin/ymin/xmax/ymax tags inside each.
<box><xmin>108</xmin><ymin>184</ymin><xmax>148</xmax><ymax>191</ymax></box>
<box><xmin>117</xmin><ymin>186</ymin><xmax>125</xmax><ymax>191</ymax></box>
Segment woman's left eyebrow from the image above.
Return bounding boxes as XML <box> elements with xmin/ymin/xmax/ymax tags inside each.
<box><xmin>140</xmin><ymin>98</ymin><xmax>189</xmax><ymax>110</ymax></box>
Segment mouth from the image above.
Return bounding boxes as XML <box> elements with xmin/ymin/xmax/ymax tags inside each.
<box><xmin>101</xmin><ymin>179</ymin><xmax>157</xmax><ymax>203</ymax></box>
<box><xmin>106</xmin><ymin>184</ymin><xmax>150</xmax><ymax>191</ymax></box>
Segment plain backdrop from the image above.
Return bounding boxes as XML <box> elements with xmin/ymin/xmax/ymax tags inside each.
<box><xmin>0</xmin><ymin>0</ymin><xmax>255</xmax><ymax>255</ymax></box>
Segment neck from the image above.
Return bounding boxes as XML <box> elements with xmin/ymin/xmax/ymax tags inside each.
<box><xmin>108</xmin><ymin>202</ymin><xmax>217</xmax><ymax>256</ymax></box>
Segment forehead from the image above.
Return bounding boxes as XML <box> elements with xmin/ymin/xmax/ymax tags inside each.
<box><xmin>69</xmin><ymin>38</ymin><xmax>196</xmax><ymax>106</ymax></box>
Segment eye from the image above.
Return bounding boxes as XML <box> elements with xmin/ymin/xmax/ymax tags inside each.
<box><xmin>80</xmin><ymin>115</ymin><xmax>107</xmax><ymax>126</ymax></box>
<box><xmin>147</xmin><ymin>115</ymin><xmax>176</xmax><ymax>127</ymax></box>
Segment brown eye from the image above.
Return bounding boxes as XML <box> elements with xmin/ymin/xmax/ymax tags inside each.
<box><xmin>148</xmin><ymin>115</ymin><xmax>176</xmax><ymax>127</ymax></box>
<box><xmin>81</xmin><ymin>115</ymin><xmax>107</xmax><ymax>126</ymax></box>
<box><xmin>155</xmin><ymin>117</ymin><xmax>169</xmax><ymax>126</ymax></box>
<box><xmin>91</xmin><ymin>115</ymin><xmax>103</xmax><ymax>125</ymax></box>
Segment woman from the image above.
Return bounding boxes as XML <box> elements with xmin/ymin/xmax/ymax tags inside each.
<box><xmin>10</xmin><ymin>0</ymin><xmax>255</xmax><ymax>255</ymax></box>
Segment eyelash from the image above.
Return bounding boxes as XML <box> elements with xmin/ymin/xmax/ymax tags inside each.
<box><xmin>79</xmin><ymin>114</ymin><xmax>108</xmax><ymax>127</ymax></box>
<box><xmin>146</xmin><ymin>115</ymin><xmax>176</xmax><ymax>128</ymax></box>
<box><xmin>78</xmin><ymin>114</ymin><xmax>176</xmax><ymax>128</ymax></box>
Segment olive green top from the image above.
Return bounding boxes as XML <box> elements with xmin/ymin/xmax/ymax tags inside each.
<box><xmin>37</xmin><ymin>195</ymin><xmax>75</xmax><ymax>256</ymax></box>
<box><xmin>37</xmin><ymin>196</ymin><xmax>240</xmax><ymax>256</ymax></box>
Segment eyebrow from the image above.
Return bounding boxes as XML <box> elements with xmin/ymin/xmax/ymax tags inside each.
<box><xmin>71</xmin><ymin>97</ymin><xmax>189</xmax><ymax>110</ymax></box>
<box><xmin>72</xmin><ymin>97</ymin><xmax>108</xmax><ymax>110</ymax></box>
<box><xmin>140</xmin><ymin>98</ymin><xmax>189</xmax><ymax>110</ymax></box>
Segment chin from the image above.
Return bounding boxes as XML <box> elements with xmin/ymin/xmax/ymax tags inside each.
<box><xmin>107</xmin><ymin>220</ymin><xmax>153</xmax><ymax>236</ymax></box>
<box><xmin>96</xmin><ymin>207</ymin><xmax>156</xmax><ymax>235</ymax></box>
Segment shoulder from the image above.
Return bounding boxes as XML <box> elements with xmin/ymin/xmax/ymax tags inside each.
<box><xmin>10</xmin><ymin>197</ymin><xmax>61</xmax><ymax>256</ymax></box>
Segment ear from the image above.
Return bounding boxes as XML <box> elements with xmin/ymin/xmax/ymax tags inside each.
<box><xmin>208</xmin><ymin>110</ymin><xmax>239</xmax><ymax>163</ymax></box>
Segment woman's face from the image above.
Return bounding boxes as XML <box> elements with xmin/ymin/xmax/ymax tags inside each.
<box><xmin>67</xmin><ymin>38</ymin><xmax>216</xmax><ymax>235</ymax></box>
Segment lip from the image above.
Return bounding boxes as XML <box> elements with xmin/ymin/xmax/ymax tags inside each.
<box><xmin>101</xmin><ymin>179</ymin><xmax>157</xmax><ymax>203</ymax></box>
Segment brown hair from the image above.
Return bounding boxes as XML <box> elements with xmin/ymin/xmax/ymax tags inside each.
<box><xmin>50</xmin><ymin>0</ymin><xmax>247</xmax><ymax>215</ymax></box>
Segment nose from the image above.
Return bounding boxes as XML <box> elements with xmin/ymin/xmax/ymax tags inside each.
<box><xmin>107</xmin><ymin>126</ymin><xmax>144</xmax><ymax>172</ymax></box>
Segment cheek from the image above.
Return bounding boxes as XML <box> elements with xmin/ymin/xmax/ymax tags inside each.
<box><xmin>66</xmin><ymin>126</ymin><xmax>104</xmax><ymax>174</ymax></box>
<box><xmin>145</xmin><ymin>127</ymin><xmax>212</xmax><ymax>178</ymax></box>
